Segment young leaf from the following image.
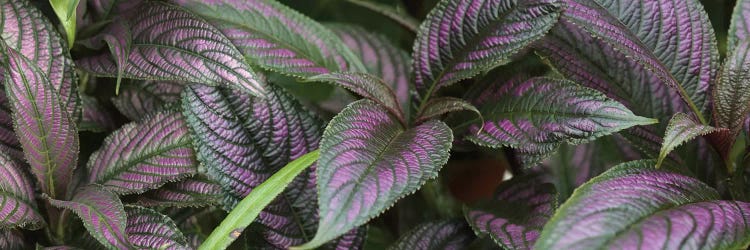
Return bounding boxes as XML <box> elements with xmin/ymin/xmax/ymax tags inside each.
<box><xmin>0</xmin><ymin>230</ymin><xmax>25</xmax><ymax>250</ymax></box>
<box><xmin>729</xmin><ymin>0</ymin><xmax>750</xmax><ymax>52</ymax></box>
<box><xmin>2</xmin><ymin>46</ymin><xmax>79</xmax><ymax>199</ymax></box>
<box><xmin>124</xmin><ymin>205</ymin><xmax>190</xmax><ymax>249</ymax></box>
<box><xmin>387</xmin><ymin>220</ymin><xmax>475</xmax><ymax>250</ymax></box>
<box><xmin>76</xmin><ymin>1</ymin><xmax>266</xmax><ymax>97</ymax></box>
<box><xmin>48</xmin><ymin>185</ymin><xmax>132</xmax><ymax>249</ymax></box>
<box><xmin>87</xmin><ymin>109</ymin><xmax>197</xmax><ymax>195</ymax></box>
<box><xmin>136</xmin><ymin>176</ymin><xmax>222</xmax><ymax>208</ymax></box>
<box><xmin>174</xmin><ymin>0</ymin><xmax>366</xmax><ymax>77</ymax></box>
<box><xmin>1</xmin><ymin>0</ymin><xmax>81</xmax><ymax>120</ymax></box>
<box><xmin>49</xmin><ymin>0</ymin><xmax>80</xmax><ymax>48</ymax></box>
<box><xmin>536</xmin><ymin>160</ymin><xmax>750</xmax><ymax>249</ymax></box>
<box><xmin>0</xmin><ymin>150</ymin><xmax>43</xmax><ymax>229</ymax></box>
<box><xmin>466</xmin><ymin>77</ymin><xmax>656</xmax><ymax>166</ymax></box>
<box><xmin>307</xmin><ymin>72</ymin><xmax>405</xmax><ymax>124</ymax></box>
<box><xmin>712</xmin><ymin>42</ymin><xmax>750</xmax><ymax>142</ymax></box>
<box><xmin>657</xmin><ymin>113</ymin><xmax>725</xmax><ymax>168</ymax></box>
<box><xmin>297</xmin><ymin>100</ymin><xmax>453</xmax><ymax>249</ymax></box>
<box><xmin>412</xmin><ymin>0</ymin><xmax>562</xmax><ymax>98</ymax></box>
<box><xmin>416</xmin><ymin>97</ymin><xmax>481</xmax><ymax>125</ymax></box>
<box><xmin>465</xmin><ymin>174</ymin><xmax>556</xmax><ymax>250</ymax></box>
<box><xmin>111</xmin><ymin>81</ymin><xmax>183</xmax><ymax>121</ymax></box>
<box><xmin>80</xmin><ymin>95</ymin><xmax>116</xmax><ymax>133</ymax></box>
<box><xmin>329</xmin><ymin>24</ymin><xmax>412</xmax><ymax>114</ymax></box>
<box><xmin>535</xmin><ymin>0</ymin><xmax>718</xmax><ymax>125</ymax></box>
<box><xmin>80</xmin><ymin>21</ymin><xmax>131</xmax><ymax>92</ymax></box>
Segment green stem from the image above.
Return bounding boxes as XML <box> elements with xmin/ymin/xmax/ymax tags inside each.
<box><xmin>55</xmin><ymin>209</ymin><xmax>70</xmax><ymax>242</ymax></box>
<box><xmin>199</xmin><ymin>150</ymin><xmax>319</xmax><ymax>250</ymax></box>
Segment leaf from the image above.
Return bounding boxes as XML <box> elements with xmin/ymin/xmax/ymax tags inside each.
<box><xmin>49</xmin><ymin>0</ymin><xmax>80</xmax><ymax>48</ymax></box>
<box><xmin>1</xmin><ymin>45</ymin><xmax>79</xmax><ymax>199</ymax></box>
<box><xmin>296</xmin><ymin>99</ymin><xmax>453</xmax><ymax>249</ymax></box>
<box><xmin>307</xmin><ymin>72</ymin><xmax>405</xmax><ymax>124</ymax></box>
<box><xmin>1</xmin><ymin>0</ymin><xmax>81</xmax><ymax>120</ymax></box>
<box><xmin>412</xmin><ymin>0</ymin><xmax>562</xmax><ymax>98</ymax></box>
<box><xmin>466</xmin><ymin>77</ymin><xmax>656</xmax><ymax>166</ymax></box>
<box><xmin>124</xmin><ymin>205</ymin><xmax>190</xmax><ymax>249</ymax></box>
<box><xmin>535</xmin><ymin>0</ymin><xmax>719</xmax><ymax>125</ymax></box>
<box><xmin>111</xmin><ymin>81</ymin><xmax>183</xmax><ymax>121</ymax></box>
<box><xmin>136</xmin><ymin>176</ymin><xmax>222</xmax><ymax>208</ymax></box>
<box><xmin>729</xmin><ymin>0</ymin><xmax>750</xmax><ymax>52</ymax></box>
<box><xmin>80</xmin><ymin>95</ymin><xmax>116</xmax><ymax>132</ymax></box>
<box><xmin>0</xmin><ymin>90</ymin><xmax>22</xmax><ymax>161</ymax></box>
<box><xmin>0</xmin><ymin>150</ymin><xmax>43</xmax><ymax>229</ymax></box>
<box><xmin>329</xmin><ymin>24</ymin><xmax>412</xmax><ymax>116</ymax></box>
<box><xmin>387</xmin><ymin>220</ymin><xmax>475</xmax><ymax>250</ymax></box>
<box><xmin>712</xmin><ymin>42</ymin><xmax>750</xmax><ymax>148</ymax></box>
<box><xmin>76</xmin><ymin>1</ymin><xmax>266</xmax><ymax>97</ymax></box>
<box><xmin>465</xmin><ymin>174</ymin><xmax>556</xmax><ymax>250</ymax></box>
<box><xmin>174</xmin><ymin>0</ymin><xmax>365</xmax><ymax>77</ymax></box>
<box><xmin>199</xmin><ymin>150</ymin><xmax>319</xmax><ymax>250</ymax></box>
<box><xmin>0</xmin><ymin>230</ymin><xmax>25</xmax><ymax>250</ymax></box>
<box><xmin>80</xmin><ymin>21</ymin><xmax>131</xmax><ymax>92</ymax></box>
<box><xmin>48</xmin><ymin>185</ymin><xmax>131</xmax><ymax>249</ymax></box>
<box><xmin>657</xmin><ymin>113</ymin><xmax>725</xmax><ymax>168</ymax></box>
<box><xmin>87</xmin><ymin>109</ymin><xmax>197</xmax><ymax>195</ymax></box>
<box><xmin>536</xmin><ymin>160</ymin><xmax>750</xmax><ymax>249</ymax></box>
<box><xmin>416</xmin><ymin>97</ymin><xmax>481</xmax><ymax>125</ymax></box>
<box><xmin>341</xmin><ymin>0</ymin><xmax>418</xmax><ymax>32</ymax></box>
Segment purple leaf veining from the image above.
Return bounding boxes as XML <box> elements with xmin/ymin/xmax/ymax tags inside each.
<box><xmin>111</xmin><ymin>81</ymin><xmax>184</xmax><ymax>121</ymax></box>
<box><xmin>136</xmin><ymin>176</ymin><xmax>222</xmax><ymax>208</ymax></box>
<box><xmin>124</xmin><ymin>205</ymin><xmax>190</xmax><ymax>249</ymax></box>
<box><xmin>87</xmin><ymin>109</ymin><xmax>197</xmax><ymax>195</ymax></box>
<box><xmin>0</xmin><ymin>150</ymin><xmax>43</xmax><ymax>229</ymax></box>
<box><xmin>388</xmin><ymin>220</ymin><xmax>475</xmax><ymax>250</ymax></box>
<box><xmin>729</xmin><ymin>0</ymin><xmax>750</xmax><ymax>52</ymax></box>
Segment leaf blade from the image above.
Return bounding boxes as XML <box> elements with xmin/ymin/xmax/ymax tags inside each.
<box><xmin>657</xmin><ymin>113</ymin><xmax>725</xmax><ymax>168</ymax></box>
<box><xmin>0</xmin><ymin>150</ymin><xmax>43</xmax><ymax>230</ymax></box>
<box><xmin>124</xmin><ymin>205</ymin><xmax>190</xmax><ymax>249</ymax></box>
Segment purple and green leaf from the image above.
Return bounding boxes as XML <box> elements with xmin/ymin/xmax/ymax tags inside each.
<box><xmin>174</xmin><ymin>0</ymin><xmax>366</xmax><ymax>77</ymax></box>
<box><xmin>466</xmin><ymin>174</ymin><xmax>556</xmax><ymax>250</ymax></box>
<box><xmin>48</xmin><ymin>185</ymin><xmax>132</xmax><ymax>249</ymax></box>
<box><xmin>387</xmin><ymin>220</ymin><xmax>475</xmax><ymax>250</ymax></box>
<box><xmin>136</xmin><ymin>176</ymin><xmax>222</xmax><ymax>208</ymax></box>
<box><xmin>0</xmin><ymin>230</ymin><xmax>24</xmax><ymax>250</ymax></box>
<box><xmin>711</xmin><ymin>41</ymin><xmax>750</xmax><ymax>157</ymax></box>
<box><xmin>415</xmin><ymin>97</ymin><xmax>481</xmax><ymax>125</ymax></box>
<box><xmin>729</xmin><ymin>0</ymin><xmax>750</xmax><ymax>52</ymax></box>
<box><xmin>657</xmin><ymin>113</ymin><xmax>726</xmax><ymax>168</ymax></box>
<box><xmin>76</xmin><ymin>1</ymin><xmax>266</xmax><ymax>97</ymax></box>
<box><xmin>2</xmin><ymin>45</ymin><xmax>79</xmax><ymax>199</ymax></box>
<box><xmin>0</xmin><ymin>150</ymin><xmax>43</xmax><ymax>229</ymax></box>
<box><xmin>536</xmin><ymin>160</ymin><xmax>750</xmax><ymax>249</ymax></box>
<box><xmin>80</xmin><ymin>95</ymin><xmax>117</xmax><ymax>133</ymax></box>
<box><xmin>124</xmin><ymin>205</ymin><xmax>190</xmax><ymax>249</ymax></box>
<box><xmin>467</xmin><ymin>77</ymin><xmax>656</xmax><ymax>166</ymax></box>
<box><xmin>87</xmin><ymin>109</ymin><xmax>197</xmax><ymax>195</ymax></box>
<box><xmin>297</xmin><ymin>99</ymin><xmax>453</xmax><ymax>248</ymax></box>
<box><xmin>412</xmin><ymin>0</ymin><xmax>562</xmax><ymax>98</ymax></box>
<box><xmin>111</xmin><ymin>81</ymin><xmax>184</xmax><ymax>121</ymax></box>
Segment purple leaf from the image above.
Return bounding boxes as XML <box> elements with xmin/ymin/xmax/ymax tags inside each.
<box><xmin>412</xmin><ymin>0</ymin><xmax>562</xmax><ymax>98</ymax></box>
<box><xmin>535</xmin><ymin>0</ymin><xmax>718</xmax><ymax>125</ymax></box>
<box><xmin>111</xmin><ymin>81</ymin><xmax>184</xmax><ymax>121</ymax></box>
<box><xmin>136</xmin><ymin>176</ymin><xmax>222</xmax><ymax>208</ymax></box>
<box><xmin>76</xmin><ymin>1</ymin><xmax>266</xmax><ymax>97</ymax></box>
<box><xmin>48</xmin><ymin>185</ymin><xmax>131</xmax><ymax>249</ymax></box>
<box><xmin>329</xmin><ymin>24</ymin><xmax>412</xmax><ymax>115</ymax></box>
<box><xmin>124</xmin><ymin>205</ymin><xmax>190</xmax><ymax>249</ymax></box>
<box><xmin>465</xmin><ymin>174</ymin><xmax>555</xmax><ymax>250</ymax></box>
<box><xmin>388</xmin><ymin>220</ymin><xmax>475</xmax><ymax>250</ymax></box>
<box><xmin>535</xmin><ymin>160</ymin><xmax>750</xmax><ymax>249</ymax></box>
<box><xmin>730</xmin><ymin>0</ymin><xmax>750</xmax><ymax>52</ymax></box>
<box><xmin>80</xmin><ymin>95</ymin><xmax>116</xmax><ymax>133</ymax></box>
<box><xmin>87</xmin><ymin>109</ymin><xmax>197</xmax><ymax>195</ymax></box>
<box><xmin>0</xmin><ymin>230</ymin><xmax>24</xmax><ymax>250</ymax></box>
<box><xmin>467</xmin><ymin>77</ymin><xmax>656</xmax><ymax>166</ymax></box>
<box><xmin>2</xmin><ymin>46</ymin><xmax>79</xmax><ymax>199</ymax></box>
<box><xmin>174</xmin><ymin>0</ymin><xmax>366</xmax><ymax>77</ymax></box>
<box><xmin>0</xmin><ymin>0</ymin><xmax>81</xmax><ymax>120</ymax></box>
<box><xmin>307</xmin><ymin>72</ymin><xmax>405</xmax><ymax>125</ymax></box>
<box><xmin>0</xmin><ymin>150</ymin><xmax>43</xmax><ymax>229</ymax></box>
<box><xmin>658</xmin><ymin>113</ymin><xmax>726</xmax><ymax>168</ymax></box>
<box><xmin>416</xmin><ymin>97</ymin><xmax>481</xmax><ymax>125</ymax></box>
<box><xmin>298</xmin><ymin>100</ymin><xmax>453</xmax><ymax>248</ymax></box>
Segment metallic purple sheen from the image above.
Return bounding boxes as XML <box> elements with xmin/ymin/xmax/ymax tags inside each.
<box><xmin>0</xmin><ymin>150</ymin><xmax>43</xmax><ymax>229</ymax></box>
<box><xmin>112</xmin><ymin>81</ymin><xmax>184</xmax><ymax>121</ymax></box>
<box><xmin>137</xmin><ymin>177</ymin><xmax>222</xmax><ymax>208</ymax></box>
<box><xmin>125</xmin><ymin>206</ymin><xmax>190</xmax><ymax>249</ymax></box>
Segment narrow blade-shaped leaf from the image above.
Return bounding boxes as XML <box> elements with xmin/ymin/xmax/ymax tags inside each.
<box><xmin>1</xmin><ymin>0</ymin><xmax>80</xmax><ymax>120</ymax></box>
<box><xmin>657</xmin><ymin>113</ymin><xmax>725</xmax><ymax>168</ymax></box>
<box><xmin>387</xmin><ymin>220</ymin><xmax>474</xmax><ymax>250</ymax></box>
<box><xmin>412</xmin><ymin>0</ymin><xmax>561</xmax><ymax>98</ymax></box>
<box><xmin>730</xmin><ymin>0</ymin><xmax>750</xmax><ymax>52</ymax></box>
<box><xmin>87</xmin><ymin>109</ymin><xmax>197</xmax><ymax>195</ymax></box>
<box><xmin>536</xmin><ymin>160</ymin><xmax>750</xmax><ymax>249</ymax></box>
<box><xmin>125</xmin><ymin>205</ymin><xmax>190</xmax><ymax>249</ymax></box>
<box><xmin>80</xmin><ymin>95</ymin><xmax>116</xmax><ymax>133</ymax></box>
<box><xmin>297</xmin><ymin>99</ymin><xmax>453</xmax><ymax>248</ymax></box>
<box><xmin>0</xmin><ymin>150</ymin><xmax>43</xmax><ymax>229</ymax></box>
<box><xmin>136</xmin><ymin>176</ymin><xmax>222</xmax><ymax>208</ymax></box>
<box><xmin>76</xmin><ymin>1</ymin><xmax>266</xmax><ymax>97</ymax></box>
<box><xmin>307</xmin><ymin>72</ymin><xmax>405</xmax><ymax>124</ymax></box>
<box><xmin>465</xmin><ymin>174</ymin><xmax>555</xmax><ymax>250</ymax></box>
<box><xmin>111</xmin><ymin>81</ymin><xmax>183</xmax><ymax>121</ymax></box>
<box><xmin>329</xmin><ymin>24</ymin><xmax>412</xmax><ymax>114</ymax></box>
<box><xmin>174</xmin><ymin>0</ymin><xmax>366</xmax><ymax>77</ymax></box>
<box><xmin>2</xmin><ymin>46</ymin><xmax>79</xmax><ymax>199</ymax></box>
<box><xmin>48</xmin><ymin>185</ymin><xmax>131</xmax><ymax>249</ymax></box>
<box><xmin>467</xmin><ymin>77</ymin><xmax>656</xmax><ymax>166</ymax></box>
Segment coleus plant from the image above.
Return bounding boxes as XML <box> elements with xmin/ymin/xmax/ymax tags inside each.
<box><xmin>1</xmin><ymin>0</ymin><xmax>750</xmax><ymax>249</ymax></box>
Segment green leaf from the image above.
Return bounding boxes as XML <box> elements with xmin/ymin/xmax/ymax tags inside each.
<box><xmin>49</xmin><ymin>0</ymin><xmax>79</xmax><ymax>48</ymax></box>
<box><xmin>416</xmin><ymin>97</ymin><xmax>482</xmax><ymax>125</ymax></box>
<box><xmin>198</xmin><ymin>150</ymin><xmax>319</xmax><ymax>250</ymax></box>
<box><xmin>657</xmin><ymin>113</ymin><xmax>725</xmax><ymax>168</ymax></box>
<box><xmin>342</xmin><ymin>0</ymin><xmax>419</xmax><ymax>32</ymax></box>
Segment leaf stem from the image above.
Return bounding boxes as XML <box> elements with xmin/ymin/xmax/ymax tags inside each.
<box><xmin>199</xmin><ymin>150</ymin><xmax>319</xmax><ymax>250</ymax></box>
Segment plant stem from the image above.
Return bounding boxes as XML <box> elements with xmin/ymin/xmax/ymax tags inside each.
<box><xmin>55</xmin><ymin>209</ymin><xmax>70</xmax><ymax>242</ymax></box>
